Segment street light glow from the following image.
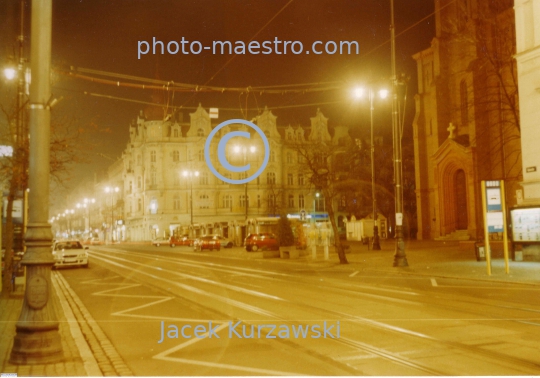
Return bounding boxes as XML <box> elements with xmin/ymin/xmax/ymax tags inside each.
<box><xmin>353</xmin><ymin>87</ymin><xmax>364</xmax><ymax>99</ymax></box>
<box><xmin>3</xmin><ymin>67</ymin><xmax>16</xmax><ymax>80</ymax></box>
<box><xmin>379</xmin><ymin>89</ymin><xmax>389</xmax><ymax>99</ymax></box>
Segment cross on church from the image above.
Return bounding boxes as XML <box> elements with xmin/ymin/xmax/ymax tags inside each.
<box><xmin>447</xmin><ymin>122</ymin><xmax>456</xmax><ymax>139</ymax></box>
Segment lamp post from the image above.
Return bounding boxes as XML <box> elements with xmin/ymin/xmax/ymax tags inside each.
<box><xmin>105</xmin><ymin>187</ymin><xmax>119</xmax><ymax>242</ymax></box>
<box><xmin>10</xmin><ymin>1</ymin><xmax>62</xmax><ymax>363</ymax></box>
<box><xmin>83</xmin><ymin>198</ymin><xmax>96</xmax><ymax>237</ymax></box>
<box><xmin>353</xmin><ymin>86</ymin><xmax>388</xmax><ymax>250</ymax></box>
<box><xmin>182</xmin><ymin>170</ymin><xmax>199</xmax><ymax>226</ymax></box>
<box><xmin>64</xmin><ymin>209</ymin><xmax>74</xmax><ymax>238</ymax></box>
<box><xmin>233</xmin><ymin>145</ymin><xmax>256</xmax><ymax>221</ymax></box>
<box><xmin>390</xmin><ymin>0</ymin><xmax>408</xmax><ymax>267</ymax></box>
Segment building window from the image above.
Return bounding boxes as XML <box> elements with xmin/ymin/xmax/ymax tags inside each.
<box><xmin>286</xmin><ymin>152</ymin><xmax>293</xmax><ymax>164</ymax></box>
<box><xmin>137</xmin><ymin>176</ymin><xmax>142</xmax><ymax>189</ymax></box>
<box><xmin>149</xmin><ymin>199</ymin><xmax>158</xmax><ymax>214</ymax></box>
<box><xmin>223</xmin><ymin>195</ymin><xmax>232</xmax><ymax>208</ymax></box>
<box><xmin>137</xmin><ymin>154</ymin><xmax>142</xmax><ymax>166</ymax></box>
<box><xmin>240</xmin><ymin>194</ymin><xmax>249</xmax><ymax>208</ymax></box>
<box><xmin>270</xmin><ymin>150</ymin><xmax>276</xmax><ymax>162</ymax></box>
<box><xmin>172</xmin><ymin>150</ymin><xmax>179</xmax><ymax>162</ymax></box>
<box><xmin>298</xmin><ymin>174</ymin><xmax>304</xmax><ymax>186</ymax></box>
<box><xmin>199</xmin><ymin>194</ymin><xmax>210</xmax><ymax>209</ymax></box>
<box><xmin>197</xmin><ymin>128</ymin><xmax>204</xmax><ymax>137</ymax></box>
<box><xmin>299</xmin><ymin>194</ymin><xmax>305</xmax><ymax>209</ymax></box>
<box><xmin>257</xmin><ymin>194</ymin><xmax>261</xmax><ymax>208</ymax></box>
<box><xmin>287</xmin><ymin>173</ymin><xmax>294</xmax><ymax>186</ymax></box>
<box><xmin>173</xmin><ymin>175</ymin><xmax>180</xmax><ymax>186</ymax></box>
<box><xmin>198</xmin><ymin>149</ymin><xmax>204</xmax><ymax>162</ymax></box>
<box><xmin>200</xmin><ymin>172</ymin><xmax>209</xmax><ymax>185</ymax></box>
<box><xmin>287</xmin><ymin>131</ymin><xmax>293</xmax><ymax>140</ymax></box>
<box><xmin>297</xmin><ymin>153</ymin><xmax>304</xmax><ymax>164</ymax></box>
<box><xmin>288</xmin><ymin>194</ymin><xmax>294</xmax><ymax>208</ymax></box>
<box><xmin>128</xmin><ymin>181</ymin><xmax>132</xmax><ymax>193</ymax></box>
<box><xmin>173</xmin><ymin>194</ymin><xmax>180</xmax><ymax>210</ymax></box>
<box><xmin>150</xmin><ymin>170</ymin><xmax>157</xmax><ymax>186</ymax></box>
<box><xmin>315</xmin><ymin>194</ymin><xmax>325</xmax><ymax>212</ymax></box>
<box><xmin>150</xmin><ymin>150</ymin><xmax>156</xmax><ymax>163</ymax></box>
<box><xmin>173</xmin><ymin>129</ymin><xmax>179</xmax><ymax>138</ymax></box>
<box><xmin>268</xmin><ymin>194</ymin><xmax>275</xmax><ymax>209</ymax></box>
<box><xmin>267</xmin><ymin>172</ymin><xmax>276</xmax><ymax>185</ymax></box>
<box><xmin>138</xmin><ymin>198</ymin><xmax>142</xmax><ymax>211</ymax></box>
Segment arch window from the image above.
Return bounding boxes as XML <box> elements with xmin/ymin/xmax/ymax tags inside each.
<box><xmin>267</xmin><ymin>172</ymin><xmax>276</xmax><ymax>185</ymax></box>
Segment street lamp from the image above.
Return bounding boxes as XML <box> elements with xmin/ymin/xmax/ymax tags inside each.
<box><xmin>83</xmin><ymin>198</ymin><xmax>96</xmax><ymax>237</ymax></box>
<box><xmin>233</xmin><ymin>145</ymin><xmax>257</xmax><ymax>220</ymax></box>
<box><xmin>182</xmin><ymin>170</ymin><xmax>199</xmax><ymax>226</ymax></box>
<box><xmin>64</xmin><ymin>209</ymin><xmax>74</xmax><ymax>237</ymax></box>
<box><xmin>105</xmin><ymin>187</ymin><xmax>119</xmax><ymax>242</ymax></box>
<box><xmin>390</xmin><ymin>0</ymin><xmax>408</xmax><ymax>267</ymax></box>
<box><xmin>353</xmin><ymin>86</ymin><xmax>388</xmax><ymax>250</ymax></box>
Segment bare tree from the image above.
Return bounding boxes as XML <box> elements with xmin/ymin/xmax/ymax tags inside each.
<box><xmin>293</xmin><ymin>140</ymin><xmax>349</xmax><ymax>264</ymax></box>
<box><xmin>0</xmin><ymin>104</ymin><xmax>101</xmax><ymax>295</ymax></box>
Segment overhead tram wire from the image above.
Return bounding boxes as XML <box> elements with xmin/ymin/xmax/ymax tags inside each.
<box><xmin>60</xmin><ymin>68</ymin><xmax>344</xmax><ymax>95</ymax></box>
<box><xmin>72</xmin><ymin>90</ymin><xmax>345</xmax><ymax>112</ymax></box>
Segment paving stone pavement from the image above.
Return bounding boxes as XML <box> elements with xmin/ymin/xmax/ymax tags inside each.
<box><xmin>1</xmin><ymin>271</ymin><xmax>133</xmax><ymax>377</ymax></box>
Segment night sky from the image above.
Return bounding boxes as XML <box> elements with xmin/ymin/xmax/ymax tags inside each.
<box><xmin>0</xmin><ymin>0</ymin><xmax>434</xmax><ymax>200</ymax></box>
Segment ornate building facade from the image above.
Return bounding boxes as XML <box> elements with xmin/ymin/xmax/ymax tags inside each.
<box><xmin>121</xmin><ymin>105</ymin><xmax>347</xmax><ymax>242</ymax></box>
<box><xmin>412</xmin><ymin>0</ymin><xmax>521</xmax><ymax>240</ymax></box>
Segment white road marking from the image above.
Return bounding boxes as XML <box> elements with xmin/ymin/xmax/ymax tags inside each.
<box><xmin>431</xmin><ymin>278</ymin><xmax>438</xmax><ymax>287</ymax></box>
<box><xmin>349</xmin><ymin>271</ymin><xmax>359</xmax><ymax>277</ymax></box>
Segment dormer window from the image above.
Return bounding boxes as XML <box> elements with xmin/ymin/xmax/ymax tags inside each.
<box><xmin>197</xmin><ymin>128</ymin><xmax>204</xmax><ymax>137</ymax></box>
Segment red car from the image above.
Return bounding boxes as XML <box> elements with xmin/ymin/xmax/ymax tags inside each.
<box><xmin>245</xmin><ymin>233</ymin><xmax>279</xmax><ymax>252</ymax></box>
<box><xmin>169</xmin><ymin>234</ymin><xmax>194</xmax><ymax>247</ymax></box>
<box><xmin>193</xmin><ymin>235</ymin><xmax>221</xmax><ymax>252</ymax></box>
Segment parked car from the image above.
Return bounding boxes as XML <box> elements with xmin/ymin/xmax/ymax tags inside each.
<box><xmin>152</xmin><ymin>237</ymin><xmax>170</xmax><ymax>247</ymax></box>
<box><xmin>212</xmin><ymin>235</ymin><xmax>234</xmax><ymax>248</ymax></box>
<box><xmin>193</xmin><ymin>235</ymin><xmax>221</xmax><ymax>251</ymax></box>
<box><xmin>169</xmin><ymin>234</ymin><xmax>194</xmax><ymax>247</ymax></box>
<box><xmin>52</xmin><ymin>240</ymin><xmax>89</xmax><ymax>268</ymax></box>
<box><xmin>245</xmin><ymin>233</ymin><xmax>279</xmax><ymax>252</ymax></box>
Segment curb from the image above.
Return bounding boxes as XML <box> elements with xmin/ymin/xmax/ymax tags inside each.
<box><xmin>53</xmin><ymin>272</ymin><xmax>134</xmax><ymax>376</ymax></box>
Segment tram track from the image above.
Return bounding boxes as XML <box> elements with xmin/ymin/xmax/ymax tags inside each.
<box><xmin>84</xmin><ymin>247</ymin><xmax>540</xmax><ymax>375</ymax></box>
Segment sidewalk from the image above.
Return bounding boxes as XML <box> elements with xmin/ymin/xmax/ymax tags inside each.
<box><xmin>0</xmin><ymin>293</ymin><xmax>91</xmax><ymax>376</ymax></box>
<box><xmin>1</xmin><ymin>272</ymin><xmax>133</xmax><ymax>377</ymax></box>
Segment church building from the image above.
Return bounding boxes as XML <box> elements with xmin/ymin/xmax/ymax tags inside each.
<box><xmin>412</xmin><ymin>0</ymin><xmax>521</xmax><ymax>240</ymax></box>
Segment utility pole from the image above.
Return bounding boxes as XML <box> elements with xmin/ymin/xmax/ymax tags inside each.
<box><xmin>10</xmin><ymin>0</ymin><xmax>64</xmax><ymax>364</ymax></box>
<box><xmin>391</xmin><ymin>0</ymin><xmax>408</xmax><ymax>267</ymax></box>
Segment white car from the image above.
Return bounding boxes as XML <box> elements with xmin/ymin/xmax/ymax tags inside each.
<box><xmin>212</xmin><ymin>235</ymin><xmax>234</xmax><ymax>248</ymax></box>
<box><xmin>152</xmin><ymin>237</ymin><xmax>170</xmax><ymax>247</ymax></box>
<box><xmin>52</xmin><ymin>240</ymin><xmax>89</xmax><ymax>268</ymax></box>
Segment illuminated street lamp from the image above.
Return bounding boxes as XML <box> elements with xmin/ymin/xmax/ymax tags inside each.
<box><xmin>3</xmin><ymin>67</ymin><xmax>17</xmax><ymax>80</ymax></box>
<box><xmin>104</xmin><ymin>187</ymin><xmax>119</xmax><ymax>242</ymax></box>
<box><xmin>182</xmin><ymin>170</ymin><xmax>199</xmax><ymax>226</ymax></box>
<box><xmin>353</xmin><ymin>86</ymin><xmax>388</xmax><ymax>250</ymax></box>
<box><xmin>82</xmin><ymin>197</ymin><xmax>96</xmax><ymax>236</ymax></box>
<box><xmin>233</xmin><ymin>145</ymin><xmax>257</xmax><ymax>220</ymax></box>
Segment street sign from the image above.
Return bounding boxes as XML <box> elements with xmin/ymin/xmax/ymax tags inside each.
<box><xmin>300</xmin><ymin>209</ymin><xmax>306</xmax><ymax>221</ymax></box>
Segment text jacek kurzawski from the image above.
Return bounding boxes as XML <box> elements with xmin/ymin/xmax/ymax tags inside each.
<box><xmin>157</xmin><ymin>320</ymin><xmax>340</xmax><ymax>343</ymax></box>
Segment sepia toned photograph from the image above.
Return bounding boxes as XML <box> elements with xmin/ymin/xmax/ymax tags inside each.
<box><xmin>1</xmin><ymin>0</ymin><xmax>540</xmax><ymax>376</ymax></box>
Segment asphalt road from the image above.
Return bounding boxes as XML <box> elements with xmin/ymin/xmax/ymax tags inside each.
<box><xmin>57</xmin><ymin>244</ymin><xmax>540</xmax><ymax>376</ymax></box>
